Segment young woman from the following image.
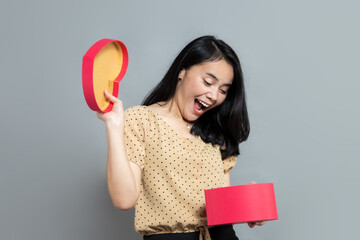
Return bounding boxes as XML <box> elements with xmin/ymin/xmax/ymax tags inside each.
<box><xmin>97</xmin><ymin>36</ymin><xmax>265</xmax><ymax>240</ymax></box>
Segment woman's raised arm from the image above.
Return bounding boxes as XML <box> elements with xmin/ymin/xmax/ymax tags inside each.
<box><xmin>97</xmin><ymin>90</ymin><xmax>141</xmax><ymax>210</ymax></box>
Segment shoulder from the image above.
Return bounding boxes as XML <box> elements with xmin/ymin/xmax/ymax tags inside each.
<box><xmin>125</xmin><ymin>105</ymin><xmax>148</xmax><ymax>115</ymax></box>
<box><xmin>124</xmin><ymin>105</ymin><xmax>153</xmax><ymax>119</ymax></box>
<box><xmin>124</xmin><ymin>105</ymin><xmax>151</xmax><ymax>127</ymax></box>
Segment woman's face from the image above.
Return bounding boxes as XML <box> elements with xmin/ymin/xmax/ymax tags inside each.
<box><xmin>174</xmin><ymin>59</ymin><xmax>234</xmax><ymax>122</ymax></box>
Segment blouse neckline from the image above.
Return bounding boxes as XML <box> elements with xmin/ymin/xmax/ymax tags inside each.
<box><xmin>146</xmin><ymin>106</ymin><xmax>202</xmax><ymax>143</ymax></box>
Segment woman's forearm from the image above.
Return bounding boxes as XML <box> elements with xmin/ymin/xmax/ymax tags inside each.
<box><xmin>105</xmin><ymin>123</ymin><xmax>139</xmax><ymax>210</ymax></box>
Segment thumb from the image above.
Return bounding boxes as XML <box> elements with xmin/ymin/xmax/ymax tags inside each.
<box><xmin>104</xmin><ymin>89</ymin><xmax>119</xmax><ymax>103</ymax></box>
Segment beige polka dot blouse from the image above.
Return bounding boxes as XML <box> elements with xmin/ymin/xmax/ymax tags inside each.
<box><xmin>124</xmin><ymin>105</ymin><xmax>237</xmax><ymax>237</ymax></box>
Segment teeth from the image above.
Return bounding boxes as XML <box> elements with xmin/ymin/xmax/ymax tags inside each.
<box><xmin>198</xmin><ymin>99</ymin><xmax>210</xmax><ymax>108</ymax></box>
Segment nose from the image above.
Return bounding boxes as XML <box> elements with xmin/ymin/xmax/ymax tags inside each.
<box><xmin>206</xmin><ymin>87</ymin><xmax>218</xmax><ymax>102</ymax></box>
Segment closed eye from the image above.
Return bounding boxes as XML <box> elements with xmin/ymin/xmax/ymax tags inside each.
<box><xmin>220</xmin><ymin>89</ymin><xmax>228</xmax><ymax>94</ymax></box>
<box><xmin>203</xmin><ymin>80</ymin><xmax>211</xmax><ymax>86</ymax></box>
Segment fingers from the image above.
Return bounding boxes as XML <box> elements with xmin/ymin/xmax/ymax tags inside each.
<box><xmin>248</xmin><ymin>221</ymin><xmax>266</xmax><ymax>228</ymax></box>
<box><xmin>254</xmin><ymin>221</ymin><xmax>266</xmax><ymax>226</ymax></box>
<box><xmin>248</xmin><ymin>222</ymin><xmax>255</xmax><ymax>228</ymax></box>
<box><xmin>95</xmin><ymin>90</ymin><xmax>124</xmax><ymax>123</ymax></box>
<box><xmin>258</xmin><ymin>221</ymin><xmax>266</xmax><ymax>226</ymax></box>
<box><xmin>250</xmin><ymin>181</ymin><xmax>256</xmax><ymax>184</ymax></box>
<box><xmin>104</xmin><ymin>89</ymin><xmax>124</xmax><ymax>112</ymax></box>
<box><xmin>104</xmin><ymin>89</ymin><xmax>119</xmax><ymax>103</ymax></box>
<box><xmin>96</xmin><ymin>111</ymin><xmax>105</xmax><ymax>121</ymax></box>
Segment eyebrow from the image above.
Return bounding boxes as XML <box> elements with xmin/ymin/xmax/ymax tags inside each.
<box><xmin>206</xmin><ymin>73</ymin><xmax>232</xmax><ymax>87</ymax></box>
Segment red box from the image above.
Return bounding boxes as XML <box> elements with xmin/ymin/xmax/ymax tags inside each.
<box><xmin>205</xmin><ymin>183</ymin><xmax>278</xmax><ymax>226</ymax></box>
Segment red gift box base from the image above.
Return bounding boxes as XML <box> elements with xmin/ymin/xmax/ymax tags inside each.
<box><xmin>204</xmin><ymin>183</ymin><xmax>278</xmax><ymax>226</ymax></box>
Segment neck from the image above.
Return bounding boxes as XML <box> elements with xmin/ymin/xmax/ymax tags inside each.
<box><xmin>160</xmin><ymin>99</ymin><xmax>192</xmax><ymax>126</ymax></box>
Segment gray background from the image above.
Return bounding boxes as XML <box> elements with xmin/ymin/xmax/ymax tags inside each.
<box><xmin>1</xmin><ymin>0</ymin><xmax>359</xmax><ymax>239</ymax></box>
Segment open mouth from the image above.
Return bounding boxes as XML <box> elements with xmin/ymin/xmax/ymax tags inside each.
<box><xmin>194</xmin><ymin>98</ymin><xmax>210</xmax><ymax>113</ymax></box>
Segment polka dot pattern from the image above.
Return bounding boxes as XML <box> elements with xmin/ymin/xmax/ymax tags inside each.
<box><xmin>124</xmin><ymin>106</ymin><xmax>237</xmax><ymax>236</ymax></box>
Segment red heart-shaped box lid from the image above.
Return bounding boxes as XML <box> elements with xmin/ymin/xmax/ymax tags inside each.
<box><xmin>82</xmin><ymin>39</ymin><xmax>128</xmax><ymax>113</ymax></box>
<box><xmin>205</xmin><ymin>183</ymin><xmax>278</xmax><ymax>226</ymax></box>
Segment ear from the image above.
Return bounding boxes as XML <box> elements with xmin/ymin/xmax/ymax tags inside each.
<box><xmin>178</xmin><ymin>69</ymin><xmax>185</xmax><ymax>80</ymax></box>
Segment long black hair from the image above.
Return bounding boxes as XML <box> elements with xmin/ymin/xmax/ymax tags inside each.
<box><xmin>142</xmin><ymin>35</ymin><xmax>250</xmax><ymax>159</ymax></box>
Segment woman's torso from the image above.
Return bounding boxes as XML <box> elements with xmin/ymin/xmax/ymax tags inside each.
<box><xmin>124</xmin><ymin>105</ymin><xmax>228</xmax><ymax>236</ymax></box>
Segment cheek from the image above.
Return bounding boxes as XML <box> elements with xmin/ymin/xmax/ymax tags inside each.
<box><xmin>210</xmin><ymin>96</ymin><xmax>226</xmax><ymax>109</ymax></box>
<box><xmin>217</xmin><ymin>94</ymin><xmax>228</xmax><ymax>105</ymax></box>
<box><xmin>193</xmin><ymin>81</ymin><xmax>206</xmax><ymax>92</ymax></box>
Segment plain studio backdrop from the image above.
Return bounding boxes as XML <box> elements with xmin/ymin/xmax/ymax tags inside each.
<box><xmin>1</xmin><ymin>0</ymin><xmax>359</xmax><ymax>239</ymax></box>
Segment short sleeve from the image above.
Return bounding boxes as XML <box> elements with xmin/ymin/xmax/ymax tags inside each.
<box><xmin>123</xmin><ymin>107</ymin><xmax>147</xmax><ymax>170</ymax></box>
<box><xmin>222</xmin><ymin>155</ymin><xmax>237</xmax><ymax>174</ymax></box>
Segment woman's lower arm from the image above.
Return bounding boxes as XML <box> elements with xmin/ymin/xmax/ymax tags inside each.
<box><xmin>105</xmin><ymin>123</ymin><xmax>139</xmax><ymax>210</ymax></box>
